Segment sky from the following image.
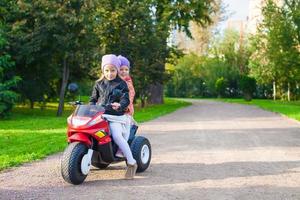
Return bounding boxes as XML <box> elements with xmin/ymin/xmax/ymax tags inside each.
<box><xmin>220</xmin><ymin>0</ymin><xmax>250</xmax><ymax>30</ymax></box>
<box><xmin>223</xmin><ymin>0</ymin><xmax>250</xmax><ymax>21</ymax></box>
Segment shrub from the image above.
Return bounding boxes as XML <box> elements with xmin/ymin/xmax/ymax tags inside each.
<box><xmin>215</xmin><ymin>77</ymin><xmax>228</xmax><ymax>98</ymax></box>
<box><xmin>239</xmin><ymin>75</ymin><xmax>256</xmax><ymax>101</ymax></box>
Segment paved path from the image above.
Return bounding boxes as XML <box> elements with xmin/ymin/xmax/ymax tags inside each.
<box><xmin>1</xmin><ymin>100</ymin><xmax>300</xmax><ymax>200</ymax></box>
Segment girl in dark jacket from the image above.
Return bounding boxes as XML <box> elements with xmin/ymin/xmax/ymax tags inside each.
<box><xmin>90</xmin><ymin>54</ymin><xmax>137</xmax><ymax>179</ymax></box>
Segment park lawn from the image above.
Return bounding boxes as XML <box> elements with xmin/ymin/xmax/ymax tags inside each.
<box><xmin>0</xmin><ymin>98</ymin><xmax>190</xmax><ymax>171</ymax></box>
<box><xmin>218</xmin><ymin>98</ymin><xmax>300</xmax><ymax>121</ymax></box>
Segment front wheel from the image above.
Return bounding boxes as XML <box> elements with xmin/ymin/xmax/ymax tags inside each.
<box><xmin>130</xmin><ymin>136</ymin><xmax>151</xmax><ymax>173</ymax></box>
<box><xmin>61</xmin><ymin>142</ymin><xmax>89</xmax><ymax>185</ymax></box>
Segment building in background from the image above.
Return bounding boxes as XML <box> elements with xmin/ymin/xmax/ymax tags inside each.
<box><xmin>226</xmin><ymin>20</ymin><xmax>247</xmax><ymax>37</ymax></box>
<box><xmin>169</xmin><ymin>21</ymin><xmax>214</xmax><ymax>55</ymax></box>
<box><xmin>247</xmin><ymin>0</ymin><xmax>283</xmax><ymax>33</ymax></box>
<box><xmin>247</xmin><ymin>0</ymin><xmax>263</xmax><ymax>33</ymax></box>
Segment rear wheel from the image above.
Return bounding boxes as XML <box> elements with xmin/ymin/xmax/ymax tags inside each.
<box><xmin>130</xmin><ymin>136</ymin><xmax>151</xmax><ymax>173</ymax></box>
<box><xmin>61</xmin><ymin>142</ymin><xmax>88</xmax><ymax>185</ymax></box>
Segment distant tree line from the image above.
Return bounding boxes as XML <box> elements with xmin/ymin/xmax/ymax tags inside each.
<box><xmin>166</xmin><ymin>0</ymin><xmax>300</xmax><ymax>101</ymax></box>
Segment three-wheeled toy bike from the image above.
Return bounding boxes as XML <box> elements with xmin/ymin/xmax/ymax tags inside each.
<box><xmin>61</xmin><ymin>102</ymin><xmax>151</xmax><ymax>185</ymax></box>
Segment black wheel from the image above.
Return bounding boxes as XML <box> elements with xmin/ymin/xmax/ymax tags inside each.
<box><xmin>61</xmin><ymin>142</ymin><xmax>88</xmax><ymax>185</ymax></box>
<box><xmin>91</xmin><ymin>162</ymin><xmax>109</xmax><ymax>169</ymax></box>
<box><xmin>130</xmin><ymin>136</ymin><xmax>151</xmax><ymax>173</ymax></box>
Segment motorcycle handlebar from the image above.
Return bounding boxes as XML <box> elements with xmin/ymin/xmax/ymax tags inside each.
<box><xmin>68</xmin><ymin>101</ymin><xmax>82</xmax><ymax>106</ymax></box>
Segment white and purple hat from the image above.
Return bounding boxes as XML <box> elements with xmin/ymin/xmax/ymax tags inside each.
<box><xmin>101</xmin><ymin>54</ymin><xmax>121</xmax><ymax>71</ymax></box>
<box><xmin>117</xmin><ymin>55</ymin><xmax>130</xmax><ymax>68</ymax></box>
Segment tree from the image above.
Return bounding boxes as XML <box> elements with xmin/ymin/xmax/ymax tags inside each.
<box><xmin>94</xmin><ymin>0</ymin><xmax>217</xmax><ymax>104</ymax></box>
<box><xmin>46</xmin><ymin>0</ymin><xmax>100</xmax><ymax>116</ymax></box>
<box><xmin>215</xmin><ymin>77</ymin><xmax>228</xmax><ymax>98</ymax></box>
<box><xmin>173</xmin><ymin>0</ymin><xmax>224</xmax><ymax>56</ymax></box>
<box><xmin>165</xmin><ymin>54</ymin><xmax>206</xmax><ymax>98</ymax></box>
<box><xmin>208</xmin><ymin>28</ymin><xmax>249</xmax><ymax>97</ymax></box>
<box><xmin>94</xmin><ymin>0</ymin><xmax>167</xmax><ymax>107</ymax></box>
<box><xmin>4</xmin><ymin>0</ymin><xmax>99</xmax><ymax>114</ymax></box>
<box><xmin>165</xmin><ymin>53</ymin><xmax>240</xmax><ymax>98</ymax></box>
<box><xmin>211</xmin><ymin>28</ymin><xmax>251</xmax><ymax>75</ymax></box>
<box><xmin>146</xmin><ymin>0</ymin><xmax>216</xmax><ymax>104</ymax></box>
<box><xmin>249</xmin><ymin>0</ymin><xmax>300</xmax><ymax>101</ymax></box>
<box><xmin>239</xmin><ymin>75</ymin><xmax>256</xmax><ymax>101</ymax></box>
<box><xmin>0</xmin><ymin>23</ymin><xmax>20</xmax><ymax>117</ymax></box>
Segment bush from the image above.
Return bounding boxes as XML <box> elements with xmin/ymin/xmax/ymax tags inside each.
<box><xmin>215</xmin><ymin>77</ymin><xmax>228</xmax><ymax>98</ymax></box>
<box><xmin>165</xmin><ymin>54</ymin><xmax>206</xmax><ymax>98</ymax></box>
<box><xmin>165</xmin><ymin>54</ymin><xmax>241</xmax><ymax>98</ymax></box>
<box><xmin>239</xmin><ymin>76</ymin><xmax>256</xmax><ymax>101</ymax></box>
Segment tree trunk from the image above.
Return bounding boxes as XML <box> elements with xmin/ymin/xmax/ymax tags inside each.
<box><xmin>40</xmin><ymin>99</ymin><xmax>46</xmax><ymax>111</ymax></box>
<box><xmin>30</xmin><ymin>100</ymin><xmax>34</xmax><ymax>109</ymax></box>
<box><xmin>141</xmin><ymin>97</ymin><xmax>146</xmax><ymax>108</ymax></box>
<box><xmin>147</xmin><ymin>31</ymin><xmax>168</xmax><ymax>105</ymax></box>
<box><xmin>287</xmin><ymin>82</ymin><xmax>290</xmax><ymax>101</ymax></box>
<box><xmin>244</xmin><ymin>93</ymin><xmax>252</xmax><ymax>101</ymax></box>
<box><xmin>147</xmin><ymin>55</ymin><xmax>165</xmax><ymax>105</ymax></box>
<box><xmin>148</xmin><ymin>83</ymin><xmax>164</xmax><ymax>104</ymax></box>
<box><xmin>57</xmin><ymin>57</ymin><xmax>70</xmax><ymax>117</ymax></box>
<box><xmin>273</xmin><ymin>81</ymin><xmax>276</xmax><ymax>101</ymax></box>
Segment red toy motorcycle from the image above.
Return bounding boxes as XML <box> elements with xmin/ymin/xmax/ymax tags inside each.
<box><xmin>61</xmin><ymin>102</ymin><xmax>151</xmax><ymax>185</ymax></box>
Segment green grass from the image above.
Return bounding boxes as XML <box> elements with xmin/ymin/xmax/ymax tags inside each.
<box><xmin>0</xmin><ymin>98</ymin><xmax>190</xmax><ymax>171</ymax></box>
<box><xmin>217</xmin><ymin>98</ymin><xmax>300</xmax><ymax>121</ymax></box>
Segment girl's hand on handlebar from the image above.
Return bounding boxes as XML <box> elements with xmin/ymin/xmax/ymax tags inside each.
<box><xmin>111</xmin><ymin>102</ymin><xmax>121</xmax><ymax>110</ymax></box>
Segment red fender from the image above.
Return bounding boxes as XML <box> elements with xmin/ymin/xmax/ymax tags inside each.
<box><xmin>68</xmin><ymin>133</ymin><xmax>91</xmax><ymax>146</ymax></box>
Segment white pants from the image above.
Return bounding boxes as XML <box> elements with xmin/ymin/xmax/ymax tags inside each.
<box><xmin>102</xmin><ymin>114</ymin><xmax>136</xmax><ymax>165</ymax></box>
<box><xmin>123</xmin><ymin>115</ymin><xmax>137</xmax><ymax>141</ymax></box>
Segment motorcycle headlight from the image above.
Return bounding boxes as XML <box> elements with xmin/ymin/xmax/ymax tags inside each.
<box><xmin>71</xmin><ymin>117</ymin><xmax>92</xmax><ymax>126</ymax></box>
<box><xmin>87</xmin><ymin>115</ymin><xmax>103</xmax><ymax>126</ymax></box>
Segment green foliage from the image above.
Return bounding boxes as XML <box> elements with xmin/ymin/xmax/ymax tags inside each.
<box><xmin>239</xmin><ymin>75</ymin><xmax>256</xmax><ymax>101</ymax></box>
<box><xmin>211</xmin><ymin>29</ymin><xmax>251</xmax><ymax>75</ymax></box>
<box><xmin>165</xmin><ymin>52</ymin><xmax>241</xmax><ymax>98</ymax></box>
<box><xmin>202</xmin><ymin>57</ymin><xmax>240</xmax><ymax>97</ymax></box>
<box><xmin>249</xmin><ymin>0</ymin><xmax>300</xmax><ymax>99</ymax></box>
<box><xmin>93</xmin><ymin>0</ymin><xmax>215</xmax><ymax>104</ymax></box>
<box><xmin>165</xmin><ymin>54</ymin><xmax>206</xmax><ymax>97</ymax></box>
<box><xmin>1</xmin><ymin>0</ymin><xmax>216</xmax><ymax>108</ymax></box>
<box><xmin>215</xmin><ymin>77</ymin><xmax>228</xmax><ymax>98</ymax></box>
<box><xmin>3</xmin><ymin>0</ymin><xmax>101</xmax><ymax>110</ymax></box>
<box><xmin>0</xmin><ymin>24</ymin><xmax>20</xmax><ymax>117</ymax></box>
<box><xmin>94</xmin><ymin>0</ymin><xmax>166</xmax><ymax>104</ymax></box>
